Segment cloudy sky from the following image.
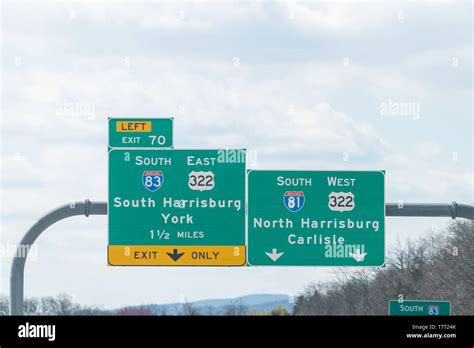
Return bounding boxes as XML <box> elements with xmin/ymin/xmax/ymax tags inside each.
<box><xmin>1</xmin><ymin>1</ymin><xmax>472</xmax><ymax>308</ymax></box>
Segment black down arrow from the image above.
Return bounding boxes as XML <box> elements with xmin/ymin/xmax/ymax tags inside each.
<box><xmin>167</xmin><ymin>249</ymin><xmax>185</xmax><ymax>262</ymax></box>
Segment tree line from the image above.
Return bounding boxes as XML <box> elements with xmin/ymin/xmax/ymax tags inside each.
<box><xmin>293</xmin><ymin>220</ymin><xmax>473</xmax><ymax>315</ymax></box>
<box><xmin>0</xmin><ymin>294</ymin><xmax>289</xmax><ymax>316</ymax></box>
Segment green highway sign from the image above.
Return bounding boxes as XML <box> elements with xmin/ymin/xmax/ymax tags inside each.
<box><xmin>108</xmin><ymin>149</ymin><xmax>246</xmax><ymax>266</ymax></box>
<box><xmin>389</xmin><ymin>300</ymin><xmax>451</xmax><ymax>316</ymax></box>
<box><xmin>247</xmin><ymin>170</ymin><xmax>385</xmax><ymax>266</ymax></box>
<box><xmin>108</xmin><ymin>117</ymin><xmax>173</xmax><ymax>148</ymax></box>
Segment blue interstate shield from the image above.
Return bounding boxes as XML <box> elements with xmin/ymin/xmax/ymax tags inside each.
<box><xmin>283</xmin><ymin>191</ymin><xmax>305</xmax><ymax>212</ymax></box>
<box><xmin>428</xmin><ymin>305</ymin><xmax>440</xmax><ymax>316</ymax></box>
<box><xmin>142</xmin><ymin>170</ymin><xmax>164</xmax><ymax>192</ymax></box>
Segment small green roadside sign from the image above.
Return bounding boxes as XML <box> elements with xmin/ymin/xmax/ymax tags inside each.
<box><xmin>247</xmin><ymin>170</ymin><xmax>385</xmax><ymax>266</ymax></box>
<box><xmin>109</xmin><ymin>117</ymin><xmax>173</xmax><ymax>148</ymax></box>
<box><xmin>389</xmin><ymin>300</ymin><xmax>451</xmax><ymax>316</ymax></box>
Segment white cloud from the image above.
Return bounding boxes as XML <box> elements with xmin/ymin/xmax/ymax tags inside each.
<box><xmin>286</xmin><ymin>2</ymin><xmax>392</xmax><ymax>33</ymax></box>
<box><xmin>384</xmin><ymin>143</ymin><xmax>473</xmax><ymax>202</ymax></box>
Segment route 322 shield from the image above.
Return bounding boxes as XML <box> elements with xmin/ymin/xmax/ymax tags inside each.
<box><xmin>283</xmin><ymin>191</ymin><xmax>305</xmax><ymax>212</ymax></box>
<box><xmin>142</xmin><ymin>170</ymin><xmax>164</xmax><ymax>192</ymax></box>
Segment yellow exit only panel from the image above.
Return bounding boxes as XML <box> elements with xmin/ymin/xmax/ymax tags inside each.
<box><xmin>108</xmin><ymin>245</ymin><xmax>246</xmax><ymax>266</ymax></box>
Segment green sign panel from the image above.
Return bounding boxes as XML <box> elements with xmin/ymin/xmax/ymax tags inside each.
<box><xmin>247</xmin><ymin>170</ymin><xmax>385</xmax><ymax>266</ymax></box>
<box><xmin>108</xmin><ymin>117</ymin><xmax>173</xmax><ymax>148</ymax></box>
<box><xmin>389</xmin><ymin>300</ymin><xmax>451</xmax><ymax>316</ymax></box>
<box><xmin>108</xmin><ymin>149</ymin><xmax>246</xmax><ymax>266</ymax></box>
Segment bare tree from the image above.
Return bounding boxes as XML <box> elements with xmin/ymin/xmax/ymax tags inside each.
<box><xmin>270</xmin><ymin>306</ymin><xmax>289</xmax><ymax>316</ymax></box>
<box><xmin>24</xmin><ymin>297</ymin><xmax>41</xmax><ymax>315</ymax></box>
<box><xmin>202</xmin><ymin>305</ymin><xmax>218</xmax><ymax>315</ymax></box>
<box><xmin>180</xmin><ymin>301</ymin><xmax>201</xmax><ymax>316</ymax></box>
<box><xmin>155</xmin><ymin>306</ymin><xmax>169</xmax><ymax>316</ymax></box>
<box><xmin>223</xmin><ymin>298</ymin><xmax>248</xmax><ymax>316</ymax></box>
<box><xmin>40</xmin><ymin>293</ymin><xmax>80</xmax><ymax>315</ymax></box>
<box><xmin>117</xmin><ymin>305</ymin><xmax>153</xmax><ymax>316</ymax></box>
<box><xmin>0</xmin><ymin>295</ymin><xmax>9</xmax><ymax>315</ymax></box>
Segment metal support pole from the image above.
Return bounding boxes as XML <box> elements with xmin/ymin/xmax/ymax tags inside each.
<box><xmin>10</xmin><ymin>200</ymin><xmax>107</xmax><ymax>315</ymax></box>
<box><xmin>9</xmin><ymin>200</ymin><xmax>473</xmax><ymax>315</ymax></box>
<box><xmin>386</xmin><ymin>202</ymin><xmax>473</xmax><ymax>220</ymax></box>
